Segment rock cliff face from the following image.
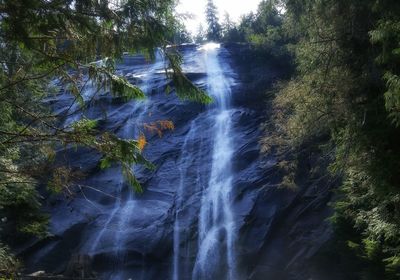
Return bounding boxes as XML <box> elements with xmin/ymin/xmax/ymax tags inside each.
<box><xmin>22</xmin><ymin>44</ymin><xmax>335</xmax><ymax>279</ymax></box>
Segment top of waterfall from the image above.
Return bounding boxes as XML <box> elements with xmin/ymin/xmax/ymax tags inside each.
<box><xmin>198</xmin><ymin>43</ymin><xmax>221</xmax><ymax>51</ymax></box>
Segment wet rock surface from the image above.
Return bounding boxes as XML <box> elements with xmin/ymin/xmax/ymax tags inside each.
<box><xmin>21</xmin><ymin>44</ymin><xmax>335</xmax><ymax>280</ymax></box>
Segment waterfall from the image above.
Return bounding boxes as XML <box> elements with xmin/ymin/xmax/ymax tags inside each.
<box><xmin>85</xmin><ymin>52</ymin><xmax>164</xmax><ymax>279</ymax></box>
<box><xmin>172</xmin><ymin>120</ymin><xmax>197</xmax><ymax>280</ymax></box>
<box><xmin>61</xmin><ymin>44</ymin><xmax>237</xmax><ymax>280</ymax></box>
<box><xmin>193</xmin><ymin>43</ymin><xmax>237</xmax><ymax>280</ymax></box>
<box><xmin>172</xmin><ymin>43</ymin><xmax>237</xmax><ymax>280</ymax></box>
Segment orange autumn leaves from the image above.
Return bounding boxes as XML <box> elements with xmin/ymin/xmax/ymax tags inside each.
<box><xmin>138</xmin><ymin>134</ymin><xmax>147</xmax><ymax>151</ymax></box>
<box><xmin>137</xmin><ymin>120</ymin><xmax>175</xmax><ymax>151</ymax></box>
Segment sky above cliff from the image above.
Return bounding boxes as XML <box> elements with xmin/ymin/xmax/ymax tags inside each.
<box><xmin>176</xmin><ymin>0</ymin><xmax>262</xmax><ymax>34</ymax></box>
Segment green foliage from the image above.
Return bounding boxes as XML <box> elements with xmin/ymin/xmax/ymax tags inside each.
<box><xmin>87</xmin><ymin>61</ymin><xmax>146</xmax><ymax>101</ymax></box>
<box><xmin>96</xmin><ymin>133</ymin><xmax>156</xmax><ymax>193</ymax></box>
<box><xmin>383</xmin><ymin>72</ymin><xmax>400</xmax><ymax>126</ymax></box>
<box><xmin>0</xmin><ymin>244</ymin><xmax>20</xmax><ymax>278</ymax></box>
<box><xmin>165</xmin><ymin>50</ymin><xmax>213</xmax><ymax>104</ymax></box>
<box><xmin>0</xmin><ymin>179</ymin><xmax>48</xmax><ymax>237</ymax></box>
<box><xmin>262</xmin><ymin>0</ymin><xmax>400</xmax><ymax>278</ymax></box>
<box><xmin>247</xmin><ymin>0</ymin><xmax>284</xmax><ymax>52</ymax></box>
<box><xmin>167</xmin><ymin>22</ymin><xmax>193</xmax><ymax>44</ymax></box>
<box><xmin>205</xmin><ymin>0</ymin><xmax>222</xmax><ymax>41</ymax></box>
<box><xmin>194</xmin><ymin>24</ymin><xmax>207</xmax><ymax>44</ymax></box>
<box><xmin>0</xmin><ymin>0</ymin><xmax>213</xmax><ymax>266</ymax></box>
<box><xmin>219</xmin><ymin>1</ymin><xmax>289</xmax><ymax>61</ymax></box>
<box><xmin>370</xmin><ymin>16</ymin><xmax>400</xmax><ymax>126</ymax></box>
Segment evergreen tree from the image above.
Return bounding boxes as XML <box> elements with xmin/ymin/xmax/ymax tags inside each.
<box><xmin>222</xmin><ymin>12</ymin><xmax>234</xmax><ymax>35</ymax></box>
<box><xmin>261</xmin><ymin>0</ymin><xmax>400</xmax><ymax>277</ymax></box>
<box><xmin>221</xmin><ymin>12</ymin><xmax>241</xmax><ymax>43</ymax></box>
<box><xmin>194</xmin><ymin>23</ymin><xmax>207</xmax><ymax>43</ymax></box>
<box><xmin>205</xmin><ymin>0</ymin><xmax>222</xmax><ymax>41</ymax></box>
<box><xmin>170</xmin><ymin>23</ymin><xmax>193</xmax><ymax>44</ymax></box>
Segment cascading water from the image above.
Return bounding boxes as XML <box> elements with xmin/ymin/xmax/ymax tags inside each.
<box><xmin>194</xmin><ymin>43</ymin><xmax>237</xmax><ymax>280</ymax></box>
<box><xmin>30</xmin><ymin>44</ymin><xmax>243</xmax><ymax>280</ymax></box>
<box><xmin>24</xmin><ymin>40</ymin><xmax>333</xmax><ymax>280</ymax></box>
<box><xmin>173</xmin><ymin>43</ymin><xmax>237</xmax><ymax>280</ymax></box>
<box><xmin>83</xmin><ymin>53</ymin><xmax>164</xmax><ymax>279</ymax></box>
<box><xmin>172</xmin><ymin>120</ymin><xmax>197</xmax><ymax>280</ymax></box>
<box><xmin>87</xmin><ymin>100</ymin><xmax>147</xmax><ymax>256</ymax></box>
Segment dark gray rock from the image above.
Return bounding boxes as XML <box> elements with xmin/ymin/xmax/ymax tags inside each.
<box><xmin>21</xmin><ymin>44</ymin><xmax>335</xmax><ymax>280</ymax></box>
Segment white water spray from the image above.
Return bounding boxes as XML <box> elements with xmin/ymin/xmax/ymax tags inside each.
<box><xmin>192</xmin><ymin>43</ymin><xmax>237</xmax><ymax>280</ymax></box>
<box><xmin>86</xmin><ymin>53</ymin><xmax>164</xmax><ymax>279</ymax></box>
<box><xmin>172</xmin><ymin>121</ymin><xmax>198</xmax><ymax>280</ymax></box>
